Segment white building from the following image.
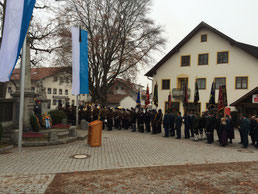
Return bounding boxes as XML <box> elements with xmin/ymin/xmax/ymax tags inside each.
<box><xmin>6</xmin><ymin>67</ymin><xmax>90</xmax><ymax>110</ymax></box>
<box><xmin>145</xmin><ymin>22</ymin><xmax>258</xmax><ymax>115</ymax></box>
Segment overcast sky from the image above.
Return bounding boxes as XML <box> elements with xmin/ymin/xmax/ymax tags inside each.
<box><xmin>137</xmin><ymin>0</ymin><xmax>258</xmax><ymax>90</ymax></box>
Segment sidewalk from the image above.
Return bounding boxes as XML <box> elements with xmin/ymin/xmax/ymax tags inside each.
<box><xmin>0</xmin><ymin>129</ymin><xmax>257</xmax><ymax>193</ymax></box>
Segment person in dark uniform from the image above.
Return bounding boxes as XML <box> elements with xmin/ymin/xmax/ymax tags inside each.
<box><xmin>85</xmin><ymin>106</ymin><xmax>92</xmax><ymax>123</ymax></box>
<box><xmin>138</xmin><ymin>109</ymin><xmax>144</xmax><ymax>133</ymax></box>
<box><xmin>106</xmin><ymin>108</ymin><xmax>113</xmax><ymax>131</ymax></box>
<box><xmin>99</xmin><ymin>106</ymin><xmax>106</xmax><ymax>129</ymax></box>
<box><xmin>169</xmin><ymin>111</ymin><xmax>175</xmax><ymax>137</ymax></box>
<box><xmin>183</xmin><ymin>112</ymin><xmax>191</xmax><ymax>139</ymax></box>
<box><xmin>144</xmin><ymin>109</ymin><xmax>151</xmax><ymax>133</ymax></box>
<box><xmin>163</xmin><ymin>110</ymin><xmax>170</xmax><ymax>137</ymax></box>
<box><xmin>240</xmin><ymin>114</ymin><xmax>250</xmax><ymax>148</ymax></box>
<box><xmin>206</xmin><ymin>112</ymin><xmax>215</xmax><ymax>144</ymax></box>
<box><xmin>250</xmin><ymin>116</ymin><xmax>257</xmax><ymax>146</ymax></box>
<box><xmin>121</xmin><ymin>109</ymin><xmax>126</xmax><ymax>129</ymax></box>
<box><xmin>193</xmin><ymin>112</ymin><xmax>200</xmax><ymax>141</ymax></box>
<box><xmin>220</xmin><ymin>118</ymin><xmax>228</xmax><ymax>146</ymax></box>
<box><xmin>255</xmin><ymin>117</ymin><xmax>258</xmax><ymax>149</ymax></box>
<box><xmin>215</xmin><ymin>114</ymin><xmax>222</xmax><ymax>144</ymax></box>
<box><xmin>189</xmin><ymin>111</ymin><xmax>194</xmax><ymax>137</ymax></box>
<box><xmin>175</xmin><ymin>112</ymin><xmax>182</xmax><ymax>139</ymax></box>
<box><xmin>117</xmin><ymin>109</ymin><xmax>122</xmax><ymax>130</ymax></box>
<box><xmin>131</xmin><ymin>108</ymin><xmax>137</xmax><ymax>132</ymax></box>
<box><xmin>157</xmin><ymin>109</ymin><xmax>163</xmax><ymax>133</ymax></box>
<box><xmin>151</xmin><ymin>110</ymin><xmax>158</xmax><ymax>134</ymax></box>
<box><xmin>226</xmin><ymin>115</ymin><xmax>234</xmax><ymax>144</ymax></box>
<box><xmin>199</xmin><ymin>113</ymin><xmax>206</xmax><ymax>140</ymax></box>
<box><xmin>125</xmin><ymin>109</ymin><xmax>130</xmax><ymax>129</ymax></box>
<box><xmin>92</xmin><ymin>105</ymin><xmax>99</xmax><ymax>121</ymax></box>
<box><xmin>34</xmin><ymin>100</ymin><xmax>43</xmax><ymax>125</ymax></box>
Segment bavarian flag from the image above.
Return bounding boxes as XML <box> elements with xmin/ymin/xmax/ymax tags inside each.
<box><xmin>71</xmin><ymin>27</ymin><xmax>89</xmax><ymax>95</ymax></box>
<box><xmin>0</xmin><ymin>0</ymin><xmax>36</xmax><ymax>82</ymax></box>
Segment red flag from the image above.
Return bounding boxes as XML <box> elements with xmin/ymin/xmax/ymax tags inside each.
<box><xmin>168</xmin><ymin>92</ymin><xmax>172</xmax><ymax>110</ymax></box>
<box><xmin>145</xmin><ymin>85</ymin><xmax>150</xmax><ymax>108</ymax></box>
<box><xmin>217</xmin><ymin>85</ymin><xmax>223</xmax><ymax>113</ymax></box>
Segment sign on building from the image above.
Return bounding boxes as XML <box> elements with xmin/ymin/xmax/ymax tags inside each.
<box><xmin>252</xmin><ymin>94</ymin><xmax>258</xmax><ymax>103</ymax></box>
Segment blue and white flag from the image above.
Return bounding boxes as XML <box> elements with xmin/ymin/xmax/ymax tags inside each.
<box><xmin>71</xmin><ymin>27</ymin><xmax>89</xmax><ymax>95</ymax></box>
<box><xmin>136</xmin><ymin>88</ymin><xmax>141</xmax><ymax>105</ymax></box>
<box><xmin>0</xmin><ymin>0</ymin><xmax>36</xmax><ymax>82</ymax></box>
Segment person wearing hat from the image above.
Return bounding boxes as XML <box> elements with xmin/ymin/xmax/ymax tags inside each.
<box><xmin>34</xmin><ymin>100</ymin><xmax>43</xmax><ymax>125</ymax></box>
<box><xmin>240</xmin><ymin>114</ymin><xmax>250</xmax><ymax>148</ymax></box>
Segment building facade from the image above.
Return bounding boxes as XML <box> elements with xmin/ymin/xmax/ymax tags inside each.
<box><xmin>6</xmin><ymin>67</ymin><xmax>90</xmax><ymax>110</ymax></box>
<box><xmin>145</xmin><ymin>22</ymin><xmax>258</xmax><ymax>114</ymax></box>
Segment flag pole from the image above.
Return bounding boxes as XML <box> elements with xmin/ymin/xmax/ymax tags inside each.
<box><xmin>18</xmin><ymin>36</ymin><xmax>26</xmax><ymax>152</ymax></box>
<box><xmin>76</xmin><ymin>95</ymin><xmax>79</xmax><ymax>127</ymax></box>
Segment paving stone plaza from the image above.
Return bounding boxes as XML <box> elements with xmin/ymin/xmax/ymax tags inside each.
<box><xmin>0</xmin><ymin>129</ymin><xmax>257</xmax><ymax>193</ymax></box>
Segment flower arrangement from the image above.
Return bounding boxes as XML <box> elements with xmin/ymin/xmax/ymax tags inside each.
<box><xmin>42</xmin><ymin>113</ymin><xmax>52</xmax><ymax>129</ymax></box>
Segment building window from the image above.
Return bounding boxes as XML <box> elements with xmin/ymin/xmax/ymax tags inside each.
<box><xmin>162</xmin><ymin>79</ymin><xmax>170</xmax><ymax>90</ymax></box>
<box><xmin>53</xmin><ymin>88</ymin><xmax>57</xmax><ymax>94</ymax></box>
<box><xmin>196</xmin><ymin>78</ymin><xmax>206</xmax><ymax>89</ymax></box>
<box><xmin>31</xmin><ymin>87</ymin><xmax>35</xmax><ymax>92</ymax></box>
<box><xmin>47</xmin><ymin>101</ymin><xmax>51</xmax><ymax>109</ymax></box>
<box><xmin>236</xmin><ymin>77</ymin><xmax>248</xmax><ymax>89</ymax></box>
<box><xmin>47</xmin><ymin>88</ymin><xmax>52</xmax><ymax>94</ymax></box>
<box><xmin>217</xmin><ymin>51</ymin><xmax>228</xmax><ymax>64</ymax></box>
<box><xmin>181</xmin><ymin>55</ymin><xmax>190</xmax><ymax>66</ymax></box>
<box><xmin>198</xmin><ymin>54</ymin><xmax>208</xmax><ymax>65</ymax></box>
<box><xmin>59</xmin><ymin>89</ymin><xmax>62</xmax><ymax>95</ymax></box>
<box><xmin>53</xmin><ymin>100</ymin><xmax>57</xmax><ymax>105</ymax></box>
<box><xmin>65</xmin><ymin>89</ymin><xmax>68</xmax><ymax>95</ymax></box>
<box><xmin>7</xmin><ymin>87</ymin><xmax>12</xmax><ymax>93</ymax></box>
<box><xmin>215</xmin><ymin>78</ymin><xmax>226</xmax><ymax>89</ymax></box>
<box><xmin>54</xmin><ymin>76</ymin><xmax>58</xmax><ymax>82</ymax></box>
<box><xmin>59</xmin><ymin>77</ymin><xmax>63</xmax><ymax>84</ymax></box>
<box><xmin>201</xmin><ymin>34</ymin><xmax>207</xmax><ymax>42</ymax></box>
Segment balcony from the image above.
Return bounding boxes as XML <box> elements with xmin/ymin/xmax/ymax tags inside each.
<box><xmin>172</xmin><ymin>88</ymin><xmax>191</xmax><ymax>99</ymax></box>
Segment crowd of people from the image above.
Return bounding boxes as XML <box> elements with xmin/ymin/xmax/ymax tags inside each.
<box><xmin>60</xmin><ymin>104</ymin><xmax>258</xmax><ymax>149</ymax></box>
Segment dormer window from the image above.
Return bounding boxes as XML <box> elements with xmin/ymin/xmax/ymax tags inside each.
<box><xmin>201</xmin><ymin>34</ymin><xmax>207</xmax><ymax>42</ymax></box>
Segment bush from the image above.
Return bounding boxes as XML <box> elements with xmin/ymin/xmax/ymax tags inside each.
<box><xmin>48</xmin><ymin>110</ymin><xmax>67</xmax><ymax>125</ymax></box>
<box><xmin>0</xmin><ymin>122</ymin><xmax>3</xmax><ymax>141</ymax></box>
<box><xmin>30</xmin><ymin>115</ymin><xmax>41</xmax><ymax>132</ymax></box>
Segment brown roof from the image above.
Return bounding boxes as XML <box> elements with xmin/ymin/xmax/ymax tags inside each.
<box><xmin>11</xmin><ymin>67</ymin><xmax>71</xmax><ymax>81</ymax></box>
<box><xmin>107</xmin><ymin>94</ymin><xmax>129</xmax><ymax>104</ymax></box>
<box><xmin>230</xmin><ymin>87</ymin><xmax>258</xmax><ymax>106</ymax></box>
<box><xmin>145</xmin><ymin>21</ymin><xmax>258</xmax><ymax>77</ymax></box>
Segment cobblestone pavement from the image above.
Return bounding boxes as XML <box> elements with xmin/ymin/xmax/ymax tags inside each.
<box><xmin>0</xmin><ymin>129</ymin><xmax>257</xmax><ymax>193</ymax></box>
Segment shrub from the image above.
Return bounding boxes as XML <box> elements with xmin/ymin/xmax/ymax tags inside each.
<box><xmin>30</xmin><ymin>115</ymin><xmax>41</xmax><ymax>132</ymax></box>
<box><xmin>48</xmin><ymin>110</ymin><xmax>67</xmax><ymax>125</ymax></box>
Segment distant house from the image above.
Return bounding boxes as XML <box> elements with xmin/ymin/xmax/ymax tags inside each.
<box><xmin>145</xmin><ymin>22</ymin><xmax>258</xmax><ymax>115</ymax></box>
<box><xmin>6</xmin><ymin>67</ymin><xmax>89</xmax><ymax>110</ymax></box>
<box><xmin>107</xmin><ymin>78</ymin><xmax>146</xmax><ymax>109</ymax></box>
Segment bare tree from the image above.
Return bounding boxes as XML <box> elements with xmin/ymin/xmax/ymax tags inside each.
<box><xmin>0</xmin><ymin>0</ymin><xmax>61</xmax><ymax>97</ymax></box>
<box><xmin>56</xmin><ymin>0</ymin><xmax>165</xmax><ymax>104</ymax></box>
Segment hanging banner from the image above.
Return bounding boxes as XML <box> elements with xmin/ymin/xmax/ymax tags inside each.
<box><xmin>0</xmin><ymin>0</ymin><xmax>36</xmax><ymax>82</ymax></box>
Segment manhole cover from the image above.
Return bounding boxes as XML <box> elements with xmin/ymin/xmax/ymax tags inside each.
<box><xmin>237</xmin><ymin>149</ymin><xmax>254</xmax><ymax>153</ymax></box>
<box><xmin>72</xmin><ymin>154</ymin><xmax>91</xmax><ymax>159</ymax></box>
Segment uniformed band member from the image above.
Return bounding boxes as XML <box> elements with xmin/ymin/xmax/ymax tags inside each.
<box><xmin>175</xmin><ymin>112</ymin><xmax>182</xmax><ymax>139</ymax></box>
<box><xmin>163</xmin><ymin>110</ymin><xmax>170</xmax><ymax>137</ymax></box>
<box><xmin>59</xmin><ymin>103</ymin><xmax>257</xmax><ymax>150</ymax></box>
<box><xmin>183</xmin><ymin>112</ymin><xmax>191</xmax><ymax>139</ymax></box>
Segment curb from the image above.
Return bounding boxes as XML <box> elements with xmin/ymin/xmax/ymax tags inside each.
<box><xmin>0</xmin><ymin>145</ymin><xmax>14</xmax><ymax>153</ymax></box>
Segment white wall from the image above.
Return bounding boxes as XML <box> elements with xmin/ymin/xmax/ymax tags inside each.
<box><xmin>120</xmin><ymin>96</ymin><xmax>137</xmax><ymax>109</ymax></box>
<box><xmin>152</xmin><ymin>28</ymin><xmax>258</xmax><ymax>114</ymax></box>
